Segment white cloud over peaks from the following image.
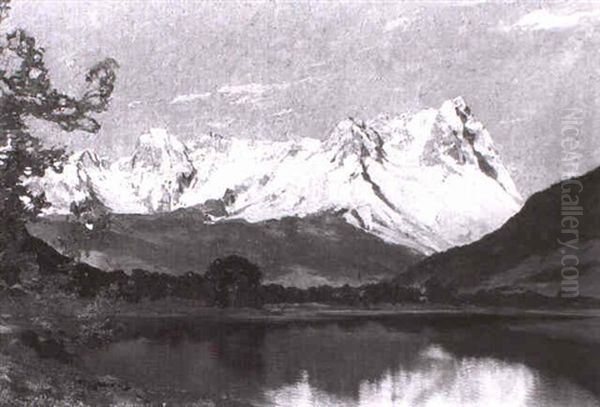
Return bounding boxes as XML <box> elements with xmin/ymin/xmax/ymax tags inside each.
<box><xmin>217</xmin><ymin>82</ymin><xmax>291</xmax><ymax>96</ymax></box>
<box><xmin>215</xmin><ymin>82</ymin><xmax>291</xmax><ymax>106</ymax></box>
<box><xmin>170</xmin><ymin>92</ymin><xmax>212</xmax><ymax>104</ymax></box>
<box><xmin>504</xmin><ymin>8</ymin><xmax>600</xmax><ymax>32</ymax></box>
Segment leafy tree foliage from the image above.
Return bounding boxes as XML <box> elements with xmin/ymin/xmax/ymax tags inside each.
<box><xmin>0</xmin><ymin>1</ymin><xmax>118</xmax><ymax>276</ymax></box>
<box><xmin>205</xmin><ymin>255</ymin><xmax>263</xmax><ymax>308</ymax></box>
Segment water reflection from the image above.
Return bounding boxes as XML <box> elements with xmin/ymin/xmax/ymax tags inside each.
<box><xmin>82</xmin><ymin>317</ymin><xmax>600</xmax><ymax>406</ymax></box>
<box><xmin>267</xmin><ymin>353</ymin><xmax>537</xmax><ymax>407</ymax></box>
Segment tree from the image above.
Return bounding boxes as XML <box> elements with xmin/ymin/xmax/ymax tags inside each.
<box><xmin>0</xmin><ymin>1</ymin><xmax>118</xmax><ymax>279</ymax></box>
<box><xmin>65</xmin><ymin>192</ymin><xmax>112</xmax><ymax>262</ymax></box>
<box><xmin>205</xmin><ymin>255</ymin><xmax>263</xmax><ymax>308</ymax></box>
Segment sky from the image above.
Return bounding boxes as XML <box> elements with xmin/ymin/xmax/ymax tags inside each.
<box><xmin>4</xmin><ymin>0</ymin><xmax>600</xmax><ymax>196</ymax></box>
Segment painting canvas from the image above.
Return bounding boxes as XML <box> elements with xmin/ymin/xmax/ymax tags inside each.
<box><xmin>0</xmin><ymin>1</ymin><xmax>599</xmax><ymax>406</ymax></box>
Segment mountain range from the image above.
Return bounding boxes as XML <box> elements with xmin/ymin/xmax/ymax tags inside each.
<box><xmin>27</xmin><ymin>96</ymin><xmax>600</xmax><ymax>301</ymax></box>
<box><xmin>32</xmin><ymin>97</ymin><xmax>522</xmax><ymax>256</ymax></box>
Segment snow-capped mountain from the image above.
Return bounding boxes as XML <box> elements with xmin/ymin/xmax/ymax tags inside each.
<box><xmin>33</xmin><ymin>97</ymin><xmax>523</xmax><ymax>253</ymax></box>
<box><xmin>128</xmin><ymin>128</ymin><xmax>196</xmax><ymax>212</ymax></box>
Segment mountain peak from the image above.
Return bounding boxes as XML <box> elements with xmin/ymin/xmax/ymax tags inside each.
<box><xmin>132</xmin><ymin>128</ymin><xmax>189</xmax><ymax>167</ymax></box>
<box><xmin>77</xmin><ymin>149</ymin><xmax>104</xmax><ymax>169</ymax></box>
<box><xmin>130</xmin><ymin>129</ymin><xmax>196</xmax><ymax>212</ymax></box>
<box><xmin>190</xmin><ymin>132</ymin><xmax>230</xmax><ymax>153</ymax></box>
<box><xmin>137</xmin><ymin>127</ymin><xmax>171</xmax><ymax>145</ymax></box>
<box><xmin>326</xmin><ymin>117</ymin><xmax>386</xmax><ymax>164</ymax></box>
<box><xmin>133</xmin><ymin>128</ymin><xmax>189</xmax><ymax>156</ymax></box>
<box><xmin>37</xmin><ymin>99</ymin><xmax>524</xmax><ymax>251</ymax></box>
<box><xmin>449</xmin><ymin>97</ymin><xmax>522</xmax><ymax>202</ymax></box>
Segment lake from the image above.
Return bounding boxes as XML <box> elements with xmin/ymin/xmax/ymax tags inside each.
<box><xmin>81</xmin><ymin>313</ymin><xmax>600</xmax><ymax>406</ymax></box>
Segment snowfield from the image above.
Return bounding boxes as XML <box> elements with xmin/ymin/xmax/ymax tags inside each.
<box><xmin>32</xmin><ymin>97</ymin><xmax>523</xmax><ymax>253</ymax></box>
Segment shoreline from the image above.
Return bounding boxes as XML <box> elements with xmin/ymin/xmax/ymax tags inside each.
<box><xmin>112</xmin><ymin>301</ymin><xmax>600</xmax><ymax>322</ymax></box>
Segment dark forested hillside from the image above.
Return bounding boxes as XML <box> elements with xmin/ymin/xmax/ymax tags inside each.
<box><xmin>29</xmin><ymin>210</ymin><xmax>423</xmax><ymax>288</ymax></box>
<box><xmin>397</xmin><ymin>167</ymin><xmax>600</xmax><ymax>301</ymax></box>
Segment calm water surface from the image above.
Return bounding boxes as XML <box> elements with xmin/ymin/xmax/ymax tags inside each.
<box><xmin>82</xmin><ymin>314</ymin><xmax>600</xmax><ymax>406</ymax></box>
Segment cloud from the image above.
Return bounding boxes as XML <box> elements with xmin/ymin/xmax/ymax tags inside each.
<box><xmin>384</xmin><ymin>17</ymin><xmax>411</xmax><ymax>33</ymax></box>
<box><xmin>216</xmin><ymin>78</ymin><xmax>324</xmax><ymax>106</ymax></box>
<box><xmin>127</xmin><ymin>100</ymin><xmax>143</xmax><ymax>109</ymax></box>
<box><xmin>215</xmin><ymin>82</ymin><xmax>291</xmax><ymax>105</ymax></box>
<box><xmin>217</xmin><ymin>82</ymin><xmax>291</xmax><ymax>96</ymax></box>
<box><xmin>170</xmin><ymin>92</ymin><xmax>212</xmax><ymax>104</ymax></box>
<box><xmin>502</xmin><ymin>8</ymin><xmax>600</xmax><ymax>32</ymax></box>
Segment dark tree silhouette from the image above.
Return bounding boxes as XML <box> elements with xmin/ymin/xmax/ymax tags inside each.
<box><xmin>0</xmin><ymin>1</ymin><xmax>118</xmax><ymax>278</ymax></box>
<box><xmin>205</xmin><ymin>255</ymin><xmax>263</xmax><ymax>308</ymax></box>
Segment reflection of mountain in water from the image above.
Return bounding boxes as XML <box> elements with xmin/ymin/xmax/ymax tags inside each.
<box><xmin>82</xmin><ymin>317</ymin><xmax>600</xmax><ymax>406</ymax></box>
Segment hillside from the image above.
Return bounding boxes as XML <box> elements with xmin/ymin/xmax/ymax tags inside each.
<box><xmin>397</xmin><ymin>167</ymin><xmax>600</xmax><ymax>301</ymax></box>
<box><xmin>29</xmin><ymin>210</ymin><xmax>423</xmax><ymax>288</ymax></box>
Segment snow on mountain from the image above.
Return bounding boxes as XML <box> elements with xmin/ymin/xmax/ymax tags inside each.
<box><xmin>33</xmin><ymin>97</ymin><xmax>523</xmax><ymax>253</ymax></box>
<box><xmin>127</xmin><ymin>128</ymin><xmax>196</xmax><ymax>212</ymax></box>
<box><xmin>29</xmin><ymin>150</ymin><xmax>146</xmax><ymax>214</ymax></box>
<box><xmin>31</xmin><ymin>128</ymin><xmax>196</xmax><ymax>214</ymax></box>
